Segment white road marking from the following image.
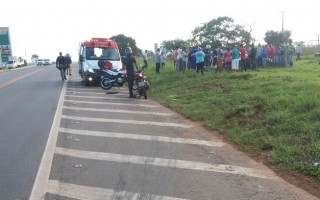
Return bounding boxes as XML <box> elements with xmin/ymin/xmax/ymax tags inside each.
<box><xmin>61</xmin><ymin>115</ymin><xmax>192</xmax><ymax>128</ymax></box>
<box><xmin>47</xmin><ymin>180</ymin><xmax>189</xmax><ymax>200</ymax></box>
<box><xmin>63</xmin><ymin>106</ymin><xmax>173</xmax><ymax>116</ymax></box>
<box><xmin>65</xmin><ymin>94</ymin><xmax>139</xmax><ymax>100</ymax></box>
<box><xmin>59</xmin><ymin>127</ymin><xmax>224</xmax><ymax>147</ymax></box>
<box><xmin>29</xmin><ymin>77</ymin><xmax>68</xmax><ymax>200</ymax></box>
<box><xmin>65</xmin><ymin>90</ymin><xmax>128</xmax><ymax>96</ymax></box>
<box><xmin>54</xmin><ymin>147</ymin><xmax>278</xmax><ymax>179</ymax></box>
<box><xmin>64</xmin><ymin>99</ymin><xmax>159</xmax><ymax>107</ymax></box>
<box><xmin>66</xmin><ymin>87</ymin><xmax>127</xmax><ymax>93</ymax></box>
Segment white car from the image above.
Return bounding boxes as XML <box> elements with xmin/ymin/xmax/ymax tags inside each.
<box><xmin>6</xmin><ymin>61</ymin><xmax>18</xmax><ymax>69</ymax></box>
<box><xmin>43</xmin><ymin>59</ymin><xmax>52</xmax><ymax>66</ymax></box>
<box><xmin>37</xmin><ymin>59</ymin><xmax>44</xmax><ymax>66</ymax></box>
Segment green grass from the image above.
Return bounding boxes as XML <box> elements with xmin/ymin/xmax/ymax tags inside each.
<box><xmin>139</xmin><ymin>56</ymin><xmax>320</xmax><ymax>180</ymax></box>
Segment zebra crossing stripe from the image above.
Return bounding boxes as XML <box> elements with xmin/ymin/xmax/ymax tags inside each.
<box><xmin>61</xmin><ymin>115</ymin><xmax>193</xmax><ymax>128</ymax></box>
<box><xmin>64</xmin><ymin>100</ymin><xmax>159</xmax><ymax>108</ymax></box>
<box><xmin>47</xmin><ymin>180</ymin><xmax>189</xmax><ymax>200</ymax></box>
<box><xmin>55</xmin><ymin>147</ymin><xmax>278</xmax><ymax>180</ymax></box>
<box><xmin>63</xmin><ymin>106</ymin><xmax>172</xmax><ymax>116</ymax></box>
<box><xmin>59</xmin><ymin>127</ymin><xmax>224</xmax><ymax>147</ymax></box>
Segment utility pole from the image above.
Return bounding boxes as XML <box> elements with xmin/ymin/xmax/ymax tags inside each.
<box><xmin>281</xmin><ymin>11</ymin><xmax>284</xmax><ymax>41</ymax></box>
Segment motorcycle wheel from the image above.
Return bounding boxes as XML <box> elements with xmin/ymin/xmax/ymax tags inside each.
<box><xmin>100</xmin><ymin>78</ymin><xmax>113</xmax><ymax>90</ymax></box>
<box><xmin>145</xmin><ymin>78</ymin><xmax>151</xmax><ymax>90</ymax></box>
<box><xmin>140</xmin><ymin>88</ymin><xmax>147</xmax><ymax>99</ymax></box>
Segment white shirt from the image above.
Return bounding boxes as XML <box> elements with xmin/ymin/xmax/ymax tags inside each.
<box><xmin>296</xmin><ymin>46</ymin><xmax>302</xmax><ymax>53</ymax></box>
<box><xmin>142</xmin><ymin>53</ymin><xmax>148</xmax><ymax>60</ymax></box>
<box><xmin>177</xmin><ymin>48</ymin><xmax>183</xmax><ymax>59</ymax></box>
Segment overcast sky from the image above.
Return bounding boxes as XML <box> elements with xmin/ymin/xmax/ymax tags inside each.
<box><xmin>1</xmin><ymin>0</ymin><xmax>320</xmax><ymax>61</ymax></box>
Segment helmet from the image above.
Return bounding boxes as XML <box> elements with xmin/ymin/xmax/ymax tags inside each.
<box><xmin>125</xmin><ymin>47</ymin><xmax>132</xmax><ymax>55</ymax></box>
<box><xmin>205</xmin><ymin>45</ymin><xmax>211</xmax><ymax>49</ymax></box>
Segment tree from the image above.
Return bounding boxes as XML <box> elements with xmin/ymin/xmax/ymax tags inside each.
<box><xmin>264</xmin><ymin>30</ymin><xmax>292</xmax><ymax>44</ymax></box>
<box><xmin>31</xmin><ymin>54</ymin><xmax>39</xmax><ymax>64</ymax></box>
<box><xmin>191</xmin><ymin>16</ymin><xmax>252</xmax><ymax>48</ymax></box>
<box><xmin>110</xmin><ymin>34</ymin><xmax>141</xmax><ymax>56</ymax></box>
<box><xmin>161</xmin><ymin>39</ymin><xmax>190</xmax><ymax>52</ymax></box>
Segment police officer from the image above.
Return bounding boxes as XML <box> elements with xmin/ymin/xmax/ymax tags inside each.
<box><xmin>123</xmin><ymin>46</ymin><xmax>139</xmax><ymax>98</ymax></box>
<box><xmin>65</xmin><ymin>53</ymin><xmax>72</xmax><ymax>76</ymax></box>
<box><xmin>56</xmin><ymin>52</ymin><xmax>67</xmax><ymax>81</ymax></box>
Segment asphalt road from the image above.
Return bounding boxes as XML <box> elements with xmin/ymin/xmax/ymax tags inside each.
<box><xmin>0</xmin><ymin>65</ymin><xmax>318</xmax><ymax>200</ymax></box>
<box><xmin>0</xmin><ymin>65</ymin><xmax>65</xmax><ymax>200</ymax></box>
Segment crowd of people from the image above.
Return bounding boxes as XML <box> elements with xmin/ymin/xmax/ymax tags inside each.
<box><xmin>170</xmin><ymin>40</ymin><xmax>302</xmax><ymax>74</ymax></box>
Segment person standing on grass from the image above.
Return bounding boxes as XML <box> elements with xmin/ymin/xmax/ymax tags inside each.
<box><xmin>288</xmin><ymin>39</ymin><xmax>295</xmax><ymax>67</ymax></box>
<box><xmin>215</xmin><ymin>43</ymin><xmax>223</xmax><ymax>73</ymax></box>
<box><xmin>188</xmin><ymin>45</ymin><xmax>199</xmax><ymax>71</ymax></box>
<box><xmin>154</xmin><ymin>48</ymin><xmax>161</xmax><ymax>74</ymax></box>
<box><xmin>249</xmin><ymin>44</ymin><xmax>257</xmax><ymax>71</ymax></box>
<box><xmin>142</xmin><ymin>50</ymin><xmax>148</xmax><ymax>70</ymax></box>
<box><xmin>296</xmin><ymin>44</ymin><xmax>301</xmax><ymax>61</ymax></box>
<box><xmin>231</xmin><ymin>45</ymin><xmax>240</xmax><ymax>71</ymax></box>
<box><xmin>192</xmin><ymin>47</ymin><xmax>205</xmax><ymax>75</ymax></box>
<box><xmin>273</xmin><ymin>43</ymin><xmax>280</xmax><ymax>66</ymax></box>
<box><xmin>224</xmin><ymin>47</ymin><xmax>232</xmax><ymax>72</ymax></box>
<box><xmin>279</xmin><ymin>41</ymin><xmax>287</xmax><ymax>67</ymax></box>
<box><xmin>174</xmin><ymin>47</ymin><xmax>178</xmax><ymax>70</ymax></box>
<box><xmin>177</xmin><ymin>46</ymin><xmax>183</xmax><ymax>71</ymax></box>
<box><xmin>257</xmin><ymin>43</ymin><xmax>262</xmax><ymax>66</ymax></box>
<box><xmin>161</xmin><ymin>52</ymin><xmax>166</xmax><ymax>67</ymax></box>
<box><xmin>239</xmin><ymin>44</ymin><xmax>247</xmax><ymax>71</ymax></box>
<box><xmin>181</xmin><ymin>47</ymin><xmax>187</xmax><ymax>74</ymax></box>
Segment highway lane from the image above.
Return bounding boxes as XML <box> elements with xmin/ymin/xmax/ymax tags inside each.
<box><xmin>0</xmin><ymin>65</ymin><xmax>67</xmax><ymax>200</ymax></box>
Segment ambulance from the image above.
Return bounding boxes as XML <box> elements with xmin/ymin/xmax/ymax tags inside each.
<box><xmin>78</xmin><ymin>38</ymin><xmax>122</xmax><ymax>86</ymax></box>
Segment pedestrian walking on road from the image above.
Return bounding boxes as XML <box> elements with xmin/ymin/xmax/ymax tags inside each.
<box><xmin>56</xmin><ymin>52</ymin><xmax>67</xmax><ymax>81</ymax></box>
<box><xmin>65</xmin><ymin>53</ymin><xmax>72</xmax><ymax>76</ymax></box>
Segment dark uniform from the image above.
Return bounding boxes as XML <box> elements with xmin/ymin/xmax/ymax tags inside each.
<box><xmin>56</xmin><ymin>55</ymin><xmax>67</xmax><ymax>80</ymax></box>
<box><xmin>65</xmin><ymin>56</ymin><xmax>72</xmax><ymax>75</ymax></box>
<box><xmin>123</xmin><ymin>55</ymin><xmax>137</xmax><ymax>97</ymax></box>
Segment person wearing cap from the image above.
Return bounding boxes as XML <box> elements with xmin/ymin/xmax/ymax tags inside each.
<box><xmin>56</xmin><ymin>52</ymin><xmax>67</xmax><ymax>80</ymax></box>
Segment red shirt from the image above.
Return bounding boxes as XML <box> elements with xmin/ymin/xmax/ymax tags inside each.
<box><xmin>274</xmin><ymin>47</ymin><xmax>279</xmax><ymax>56</ymax></box>
<box><xmin>240</xmin><ymin>47</ymin><xmax>246</xmax><ymax>59</ymax></box>
<box><xmin>267</xmin><ymin>46</ymin><xmax>273</xmax><ymax>58</ymax></box>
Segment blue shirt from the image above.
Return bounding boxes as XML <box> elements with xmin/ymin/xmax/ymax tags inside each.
<box><xmin>195</xmin><ymin>51</ymin><xmax>205</xmax><ymax>64</ymax></box>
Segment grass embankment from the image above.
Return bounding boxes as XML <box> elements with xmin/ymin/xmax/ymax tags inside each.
<box><xmin>140</xmin><ymin>55</ymin><xmax>320</xmax><ymax>180</ymax></box>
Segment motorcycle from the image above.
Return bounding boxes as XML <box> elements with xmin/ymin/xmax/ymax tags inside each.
<box><xmin>133</xmin><ymin>70</ymin><xmax>151</xmax><ymax>99</ymax></box>
<box><xmin>98</xmin><ymin>60</ymin><xmax>125</xmax><ymax>90</ymax></box>
<box><xmin>119</xmin><ymin>67</ymin><xmax>151</xmax><ymax>99</ymax></box>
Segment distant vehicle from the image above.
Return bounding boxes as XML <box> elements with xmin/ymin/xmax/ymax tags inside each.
<box><xmin>43</xmin><ymin>59</ymin><xmax>52</xmax><ymax>66</ymax></box>
<box><xmin>37</xmin><ymin>59</ymin><xmax>44</xmax><ymax>66</ymax></box>
<box><xmin>6</xmin><ymin>61</ymin><xmax>18</xmax><ymax>69</ymax></box>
